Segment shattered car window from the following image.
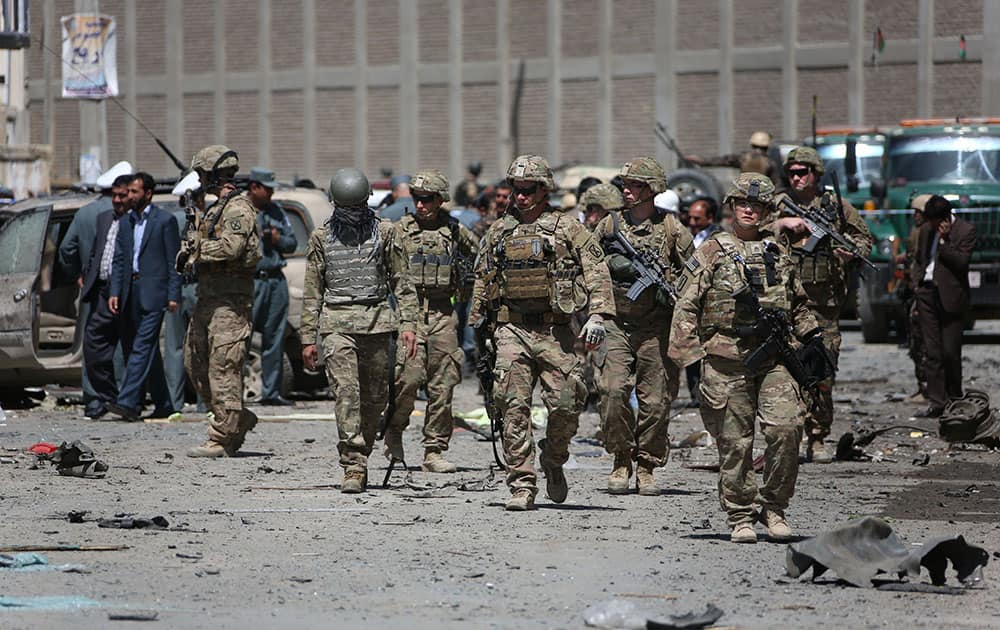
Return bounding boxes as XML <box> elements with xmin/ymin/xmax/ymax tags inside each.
<box><xmin>0</xmin><ymin>209</ymin><xmax>50</xmax><ymax>274</ymax></box>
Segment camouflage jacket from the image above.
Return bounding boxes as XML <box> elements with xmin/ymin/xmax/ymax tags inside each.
<box><xmin>592</xmin><ymin>209</ymin><xmax>694</xmax><ymax>327</ymax></box>
<box><xmin>768</xmin><ymin>191</ymin><xmax>873</xmax><ymax>309</ymax></box>
<box><xmin>668</xmin><ymin>229</ymin><xmax>819</xmax><ymax>368</ymax></box>
<box><xmin>471</xmin><ymin>206</ymin><xmax>615</xmax><ymax>323</ymax></box>
<box><xmin>300</xmin><ymin>219</ymin><xmax>417</xmax><ymax>343</ymax></box>
<box><xmin>194</xmin><ymin>192</ymin><xmax>261</xmax><ymax>297</ymax></box>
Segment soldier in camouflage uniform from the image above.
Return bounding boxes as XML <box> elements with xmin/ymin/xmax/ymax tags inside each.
<box><xmin>592</xmin><ymin>158</ymin><xmax>694</xmax><ymax>495</ymax></box>
<box><xmin>384</xmin><ymin>169</ymin><xmax>479</xmax><ymax>473</ymax></box>
<box><xmin>774</xmin><ymin>147</ymin><xmax>873</xmax><ymax>463</ymax></box>
<box><xmin>580</xmin><ymin>183</ymin><xmax>622</xmax><ymax>232</ymax></box>
<box><xmin>179</xmin><ymin>146</ymin><xmax>263</xmax><ymax>458</ymax></box>
<box><xmin>300</xmin><ymin>168</ymin><xmax>418</xmax><ymax>493</ymax></box>
<box><xmin>472</xmin><ymin>155</ymin><xmax>616</xmax><ymax>511</ymax></box>
<box><xmin>687</xmin><ymin>131</ymin><xmax>785</xmax><ymax>189</ymax></box>
<box><xmin>668</xmin><ymin>173</ymin><xmax>821</xmax><ymax>543</ymax></box>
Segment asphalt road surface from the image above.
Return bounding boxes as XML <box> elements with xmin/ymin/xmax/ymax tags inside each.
<box><xmin>1</xmin><ymin>327</ymin><xmax>998</xmax><ymax>628</ymax></box>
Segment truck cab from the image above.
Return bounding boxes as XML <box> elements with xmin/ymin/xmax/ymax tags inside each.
<box><xmin>860</xmin><ymin>119</ymin><xmax>1000</xmax><ymax>341</ymax></box>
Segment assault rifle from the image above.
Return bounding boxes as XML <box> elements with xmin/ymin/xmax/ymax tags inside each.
<box><xmin>175</xmin><ymin>188</ymin><xmax>200</xmax><ymax>281</ymax></box>
<box><xmin>379</xmin><ymin>332</ymin><xmax>403</xmax><ymax>487</ymax></box>
<box><xmin>776</xmin><ymin>191</ymin><xmax>876</xmax><ymax>271</ymax></box>
<box><xmin>607</xmin><ymin>220</ymin><xmax>679</xmax><ymax>304</ymax></box>
<box><xmin>734</xmin><ymin>286</ymin><xmax>834</xmax><ymax>405</ymax></box>
<box><xmin>473</xmin><ymin>317</ymin><xmax>506</xmax><ymax>469</ymax></box>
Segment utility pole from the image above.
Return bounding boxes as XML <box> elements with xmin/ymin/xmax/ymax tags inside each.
<box><xmin>75</xmin><ymin>0</ymin><xmax>109</xmax><ymax>182</ymax></box>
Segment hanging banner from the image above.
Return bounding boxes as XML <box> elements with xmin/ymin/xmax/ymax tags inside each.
<box><xmin>60</xmin><ymin>14</ymin><xmax>118</xmax><ymax>99</ymax></box>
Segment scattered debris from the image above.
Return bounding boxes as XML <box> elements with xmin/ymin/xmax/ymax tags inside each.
<box><xmin>67</xmin><ymin>510</ymin><xmax>88</xmax><ymax>523</ymax></box>
<box><xmin>938</xmin><ymin>389</ymin><xmax>1000</xmax><ymax>448</ymax></box>
<box><xmin>98</xmin><ymin>515</ymin><xmax>169</xmax><ymax>530</ymax></box>
<box><xmin>154</xmin><ymin>453</ymin><xmax>174</xmax><ymax>464</ymax></box>
<box><xmin>0</xmin><ymin>544</ymin><xmax>127</xmax><ymax>553</ymax></box>
<box><xmin>835</xmin><ymin>425</ymin><xmax>929</xmax><ymax>461</ymax></box>
<box><xmin>27</xmin><ymin>442</ymin><xmax>58</xmax><ymax>455</ymax></box>
<box><xmin>108</xmin><ymin>611</ymin><xmax>158</xmax><ymax>621</ymax></box>
<box><xmin>0</xmin><ymin>596</ymin><xmax>102</xmax><ymax>610</ymax></box>
<box><xmin>40</xmin><ymin>441</ymin><xmax>109</xmax><ymax>478</ymax></box>
<box><xmin>583</xmin><ymin>599</ymin><xmax>724</xmax><ymax>630</ymax></box>
<box><xmin>786</xmin><ymin>516</ymin><xmax>989</xmax><ymax>588</ymax></box>
<box><xmin>0</xmin><ymin>552</ymin><xmax>87</xmax><ymax>573</ymax></box>
<box><xmin>912</xmin><ymin>453</ymin><xmax>931</xmax><ymax>466</ymax></box>
<box><xmin>671</xmin><ymin>430</ymin><xmax>713</xmax><ymax>449</ymax></box>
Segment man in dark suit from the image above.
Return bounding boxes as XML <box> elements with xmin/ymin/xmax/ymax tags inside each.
<box><xmin>108</xmin><ymin>172</ymin><xmax>182</xmax><ymax>421</ymax></box>
<box><xmin>80</xmin><ymin>174</ymin><xmax>133</xmax><ymax>418</ymax></box>
<box><xmin>910</xmin><ymin>195</ymin><xmax>977</xmax><ymax>417</ymax></box>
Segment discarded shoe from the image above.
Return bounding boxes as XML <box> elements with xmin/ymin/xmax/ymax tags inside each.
<box><xmin>341</xmin><ymin>470</ymin><xmax>367</xmax><ymax>494</ymax></box>
<box><xmin>635</xmin><ymin>461</ymin><xmax>659</xmax><ymax>496</ymax></box>
<box><xmin>186</xmin><ymin>441</ymin><xmax>231</xmax><ymax>458</ymax></box>
<box><xmin>762</xmin><ymin>510</ymin><xmax>794</xmax><ymax>541</ymax></box>
<box><xmin>607</xmin><ymin>453</ymin><xmax>632</xmax><ymax>495</ymax></box>
<box><xmin>422</xmin><ymin>450</ymin><xmax>457</xmax><ymax>474</ymax></box>
<box><xmin>807</xmin><ymin>439</ymin><xmax>833</xmax><ymax>464</ymax></box>
<box><xmin>48</xmin><ymin>441</ymin><xmax>109</xmax><ymax>478</ymax></box>
<box><xmin>505</xmin><ymin>489</ymin><xmax>536</xmax><ymax>511</ymax></box>
<box><xmin>731</xmin><ymin>522</ymin><xmax>757</xmax><ymax>544</ymax></box>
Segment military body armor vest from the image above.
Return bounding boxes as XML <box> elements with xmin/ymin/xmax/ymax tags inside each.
<box><xmin>701</xmin><ymin>232</ymin><xmax>791</xmax><ymax>337</ymax></box>
<box><xmin>197</xmin><ymin>192</ymin><xmax>261</xmax><ymax>278</ymax></box>
<box><xmin>322</xmin><ymin>228</ymin><xmax>387</xmax><ymax>306</ymax></box>
<box><xmin>399</xmin><ymin>216</ymin><xmax>456</xmax><ymax>299</ymax></box>
<box><xmin>604</xmin><ymin>212</ymin><xmax>669</xmax><ymax>320</ymax></box>
<box><xmin>495</xmin><ymin>213</ymin><xmax>585</xmax><ymax>315</ymax></box>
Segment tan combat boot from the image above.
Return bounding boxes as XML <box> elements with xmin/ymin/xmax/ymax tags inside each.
<box><xmin>635</xmin><ymin>461</ymin><xmax>660</xmax><ymax>496</ymax></box>
<box><xmin>341</xmin><ymin>470</ymin><xmax>367</xmax><ymax>494</ymax></box>
<box><xmin>807</xmin><ymin>438</ymin><xmax>833</xmax><ymax>464</ymax></box>
<box><xmin>505</xmin><ymin>489</ymin><xmax>536</xmax><ymax>511</ymax></box>
<box><xmin>607</xmin><ymin>453</ymin><xmax>632</xmax><ymax>495</ymax></box>
<box><xmin>186</xmin><ymin>441</ymin><xmax>231</xmax><ymax>458</ymax></box>
<box><xmin>422</xmin><ymin>450</ymin><xmax>457</xmax><ymax>473</ymax></box>
<box><xmin>762</xmin><ymin>510</ymin><xmax>794</xmax><ymax>541</ymax></box>
<box><xmin>730</xmin><ymin>522</ymin><xmax>758</xmax><ymax>544</ymax></box>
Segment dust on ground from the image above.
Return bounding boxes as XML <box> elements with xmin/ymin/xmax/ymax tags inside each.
<box><xmin>1</xmin><ymin>326</ymin><xmax>999</xmax><ymax>628</ymax></box>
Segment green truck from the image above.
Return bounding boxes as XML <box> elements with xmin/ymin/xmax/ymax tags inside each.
<box><xmin>857</xmin><ymin>119</ymin><xmax>1000</xmax><ymax>342</ymax></box>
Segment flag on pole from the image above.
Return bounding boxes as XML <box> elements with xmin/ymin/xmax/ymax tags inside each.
<box><xmin>871</xmin><ymin>25</ymin><xmax>885</xmax><ymax>66</ymax></box>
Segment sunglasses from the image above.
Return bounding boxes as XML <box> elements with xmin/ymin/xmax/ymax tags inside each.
<box><xmin>512</xmin><ymin>183</ymin><xmax>539</xmax><ymax>196</ymax></box>
<box><xmin>788</xmin><ymin>167</ymin><xmax>812</xmax><ymax>178</ymax></box>
<box><xmin>412</xmin><ymin>193</ymin><xmax>437</xmax><ymax>203</ymax></box>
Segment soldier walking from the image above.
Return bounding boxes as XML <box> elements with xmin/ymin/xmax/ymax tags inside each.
<box><xmin>383</xmin><ymin>169</ymin><xmax>479</xmax><ymax>473</ymax></box>
<box><xmin>179</xmin><ymin>146</ymin><xmax>262</xmax><ymax>458</ymax></box>
<box><xmin>774</xmin><ymin>147</ymin><xmax>873</xmax><ymax>463</ymax></box>
<box><xmin>669</xmin><ymin>173</ymin><xmax>821</xmax><ymax>543</ymax></box>
<box><xmin>300</xmin><ymin>168</ymin><xmax>418</xmax><ymax>493</ymax></box>
<box><xmin>592</xmin><ymin>158</ymin><xmax>693</xmax><ymax>495</ymax></box>
<box><xmin>472</xmin><ymin>155</ymin><xmax>615</xmax><ymax>511</ymax></box>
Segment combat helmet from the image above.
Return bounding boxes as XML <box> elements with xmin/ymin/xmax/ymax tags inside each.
<box><xmin>784</xmin><ymin>146</ymin><xmax>826</xmax><ymax>175</ymax></box>
<box><xmin>580</xmin><ymin>183</ymin><xmax>624</xmax><ymax>212</ymax></box>
<box><xmin>411</xmin><ymin>169</ymin><xmax>451</xmax><ymax>202</ymax></box>
<box><xmin>191</xmin><ymin>145</ymin><xmax>238</xmax><ymax>173</ymax></box>
<box><xmin>724</xmin><ymin>172</ymin><xmax>775</xmax><ymax>206</ymax></box>
<box><xmin>506</xmin><ymin>155</ymin><xmax>554</xmax><ymax>190</ymax></box>
<box><xmin>328</xmin><ymin>167</ymin><xmax>372</xmax><ymax>207</ymax></box>
<box><xmin>619</xmin><ymin>157</ymin><xmax>667</xmax><ymax>194</ymax></box>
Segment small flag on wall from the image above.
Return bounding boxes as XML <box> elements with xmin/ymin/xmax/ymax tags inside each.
<box><xmin>960</xmin><ymin>34</ymin><xmax>967</xmax><ymax>61</ymax></box>
<box><xmin>871</xmin><ymin>25</ymin><xmax>885</xmax><ymax>65</ymax></box>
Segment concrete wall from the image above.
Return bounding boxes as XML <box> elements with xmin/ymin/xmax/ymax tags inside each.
<box><xmin>23</xmin><ymin>0</ymin><xmax>992</xmax><ymax>187</ymax></box>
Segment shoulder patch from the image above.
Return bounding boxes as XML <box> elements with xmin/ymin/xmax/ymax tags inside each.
<box><xmin>229</xmin><ymin>218</ymin><xmax>244</xmax><ymax>232</ymax></box>
<box><xmin>587</xmin><ymin>242</ymin><xmax>604</xmax><ymax>260</ymax></box>
<box><xmin>684</xmin><ymin>255</ymin><xmax>701</xmax><ymax>273</ymax></box>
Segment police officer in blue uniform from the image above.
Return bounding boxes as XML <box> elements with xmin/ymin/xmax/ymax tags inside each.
<box><xmin>248</xmin><ymin>167</ymin><xmax>297</xmax><ymax>406</ymax></box>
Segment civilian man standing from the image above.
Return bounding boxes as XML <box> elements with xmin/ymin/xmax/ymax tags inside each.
<box><xmin>249</xmin><ymin>167</ymin><xmax>297</xmax><ymax>406</ymax></box>
<box><xmin>910</xmin><ymin>195</ymin><xmax>977</xmax><ymax>417</ymax></box>
<box><xmin>683</xmin><ymin>195</ymin><xmax>723</xmax><ymax>406</ymax></box>
<box><xmin>80</xmin><ymin>174</ymin><xmax>133</xmax><ymax>418</ymax></box>
<box><xmin>108</xmin><ymin>172</ymin><xmax>182</xmax><ymax>421</ymax></box>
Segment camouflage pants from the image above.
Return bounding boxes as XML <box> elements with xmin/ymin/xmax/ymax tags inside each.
<box><xmin>494</xmin><ymin>322</ymin><xmax>587</xmax><ymax>496</ymax></box>
<box><xmin>321</xmin><ymin>331</ymin><xmax>391</xmax><ymax>473</ymax></box>
<box><xmin>700</xmin><ymin>356</ymin><xmax>805</xmax><ymax>527</ymax></box>
<box><xmin>907</xmin><ymin>298</ymin><xmax>927</xmax><ymax>395</ymax></box>
<box><xmin>387</xmin><ymin>307</ymin><xmax>463</xmax><ymax>451</ymax></box>
<box><xmin>804</xmin><ymin>305</ymin><xmax>841</xmax><ymax>440</ymax></box>
<box><xmin>184</xmin><ymin>295</ymin><xmax>258</xmax><ymax>448</ymax></box>
<box><xmin>597</xmin><ymin>320</ymin><xmax>678</xmax><ymax>467</ymax></box>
